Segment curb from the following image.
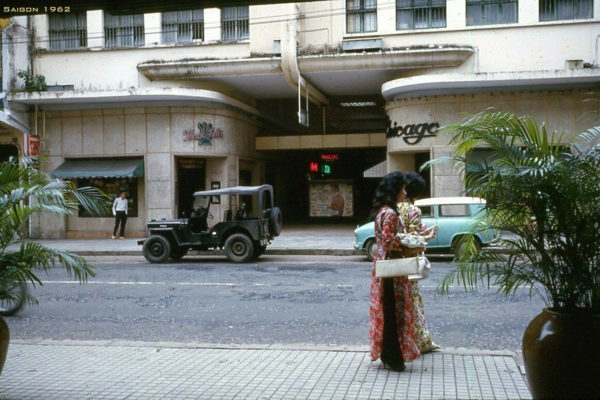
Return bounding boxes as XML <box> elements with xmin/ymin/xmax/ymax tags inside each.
<box><xmin>59</xmin><ymin>249</ymin><xmax>363</xmax><ymax>257</ymax></box>
<box><xmin>10</xmin><ymin>339</ymin><xmax>517</xmax><ymax>357</ymax></box>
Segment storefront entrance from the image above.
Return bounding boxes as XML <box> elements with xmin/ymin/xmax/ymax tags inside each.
<box><xmin>263</xmin><ymin>148</ymin><xmax>386</xmax><ymax>224</ymax></box>
<box><xmin>176</xmin><ymin>157</ymin><xmax>205</xmax><ymax>218</ymax></box>
<box><xmin>0</xmin><ymin>144</ymin><xmax>18</xmax><ymax>162</ymax></box>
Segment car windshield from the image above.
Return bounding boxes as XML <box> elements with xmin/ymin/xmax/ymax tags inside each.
<box><xmin>193</xmin><ymin>196</ymin><xmax>210</xmax><ymax>209</ymax></box>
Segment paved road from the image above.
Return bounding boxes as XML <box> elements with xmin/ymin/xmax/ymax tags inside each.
<box><xmin>5</xmin><ymin>255</ymin><xmax>544</xmax><ymax>351</ymax></box>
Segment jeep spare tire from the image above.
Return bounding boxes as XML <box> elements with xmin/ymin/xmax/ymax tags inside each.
<box><xmin>143</xmin><ymin>235</ymin><xmax>171</xmax><ymax>263</ymax></box>
<box><xmin>224</xmin><ymin>233</ymin><xmax>254</xmax><ymax>263</ymax></box>
<box><xmin>269</xmin><ymin>207</ymin><xmax>282</xmax><ymax>236</ymax></box>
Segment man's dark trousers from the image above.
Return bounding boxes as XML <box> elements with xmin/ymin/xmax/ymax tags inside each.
<box><xmin>113</xmin><ymin>211</ymin><xmax>127</xmax><ymax>237</ymax></box>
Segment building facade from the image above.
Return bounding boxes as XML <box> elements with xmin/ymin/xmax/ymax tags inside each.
<box><xmin>3</xmin><ymin>0</ymin><xmax>600</xmax><ymax>237</ymax></box>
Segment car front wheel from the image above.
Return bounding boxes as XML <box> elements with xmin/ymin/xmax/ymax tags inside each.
<box><xmin>365</xmin><ymin>239</ymin><xmax>376</xmax><ymax>261</ymax></box>
<box><xmin>225</xmin><ymin>233</ymin><xmax>255</xmax><ymax>263</ymax></box>
<box><xmin>143</xmin><ymin>235</ymin><xmax>171</xmax><ymax>263</ymax></box>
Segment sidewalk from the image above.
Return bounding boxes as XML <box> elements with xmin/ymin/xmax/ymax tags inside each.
<box><xmin>25</xmin><ymin>224</ymin><xmax>361</xmax><ymax>257</ymax></box>
<box><xmin>0</xmin><ymin>340</ymin><xmax>531</xmax><ymax>400</ymax></box>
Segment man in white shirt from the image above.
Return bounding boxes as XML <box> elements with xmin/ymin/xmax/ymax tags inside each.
<box><xmin>112</xmin><ymin>191</ymin><xmax>128</xmax><ymax>239</ymax></box>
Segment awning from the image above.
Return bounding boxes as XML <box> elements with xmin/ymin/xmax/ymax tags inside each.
<box><xmin>363</xmin><ymin>160</ymin><xmax>387</xmax><ymax>178</ymax></box>
<box><xmin>51</xmin><ymin>158</ymin><xmax>144</xmax><ymax>179</ymax></box>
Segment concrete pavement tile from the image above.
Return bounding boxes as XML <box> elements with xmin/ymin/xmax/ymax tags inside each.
<box><xmin>0</xmin><ymin>344</ymin><xmax>531</xmax><ymax>400</ymax></box>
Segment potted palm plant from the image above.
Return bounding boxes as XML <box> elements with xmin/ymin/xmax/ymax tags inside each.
<box><xmin>426</xmin><ymin>111</ymin><xmax>600</xmax><ymax>399</ymax></box>
<box><xmin>0</xmin><ymin>158</ymin><xmax>109</xmax><ymax>374</ymax></box>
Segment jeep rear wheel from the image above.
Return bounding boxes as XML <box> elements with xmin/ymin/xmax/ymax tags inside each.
<box><xmin>143</xmin><ymin>235</ymin><xmax>171</xmax><ymax>263</ymax></box>
<box><xmin>225</xmin><ymin>233</ymin><xmax>254</xmax><ymax>263</ymax></box>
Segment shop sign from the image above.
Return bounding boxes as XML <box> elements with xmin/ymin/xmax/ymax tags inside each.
<box><xmin>26</xmin><ymin>134</ymin><xmax>41</xmax><ymax>156</ymax></box>
<box><xmin>183</xmin><ymin>121</ymin><xmax>224</xmax><ymax>145</ymax></box>
<box><xmin>386</xmin><ymin>119</ymin><xmax>439</xmax><ymax>145</ymax></box>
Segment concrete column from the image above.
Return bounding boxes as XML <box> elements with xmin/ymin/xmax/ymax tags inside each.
<box><xmin>387</xmin><ymin>152</ymin><xmax>414</xmax><ymax>174</ymax></box>
<box><xmin>519</xmin><ymin>0</ymin><xmax>538</xmax><ymax>24</ymax></box>
<box><xmin>431</xmin><ymin>146</ymin><xmax>463</xmax><ymax>197</ymax></box>
<box><xmin>204</xmin><ymin>8</ymin><xmax>221</xmax><ymax>42</ymax></box>
<box><xmin>144</xmin><ymin>13</ymin><xmax>162</xmax><ymax>45</ymax></box>
<box><xmin>447</xmin><ymin>0</ymin><xmax>466</xmax><ymax>30</ymax></box>
<box><xmin>32</xmin><ymin>14</ymin><xmax>49</xmax><ymax>50</ymax></box>
<box><xmin>87</xmin><ymin>10</ymin><xmax>104</xmax><ymax>48</ymax></box>
<box><xmin>378</xmin><ymin>0</ymin><xmax>396</xmax><ymax>35</ymax></box>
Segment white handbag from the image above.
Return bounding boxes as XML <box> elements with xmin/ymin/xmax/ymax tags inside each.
<box><xmin>375</xmin><ymin>253</ymin><xmax>430</xmax><ymax>280</ymax></box>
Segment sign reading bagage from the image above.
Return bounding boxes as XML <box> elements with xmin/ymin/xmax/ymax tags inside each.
<box><xmin>386</xmin><ymin>118</ymin><xmax>439</xmax><ymax>145</ymax></box>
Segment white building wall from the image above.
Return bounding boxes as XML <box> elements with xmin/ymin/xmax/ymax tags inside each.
<box><xmin>34</xmin><ymin>106</ymin><xmax>259</xmax><ymax>238</ymax></box>
<box><xmin>386</xmin><ymin>89</ymin><xmax>600</xmax><ymax>197</ymax></box>
<box><xmin>29</xmin><ymin>3</ymin><xmax>600</xmax><ymax>91</ymax></box>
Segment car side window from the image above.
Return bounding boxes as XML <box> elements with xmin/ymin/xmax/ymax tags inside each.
<box><xmin>420</xmin><ymin>205</ymin><xmax>433</xmax><ymax>217</ymax></box>
<box><xmin>439</xmin><ymin>204</ymin><xmax>471</xmax><ymax>217</ymax></box>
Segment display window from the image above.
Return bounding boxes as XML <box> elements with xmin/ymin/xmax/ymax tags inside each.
<box><xmin>77</xmin><ymin>178</ymin><xmax>138</xmax><ymax>217</ymax></box>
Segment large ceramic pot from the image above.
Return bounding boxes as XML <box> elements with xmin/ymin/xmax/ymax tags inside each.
<box><xmin>0</xmin><ymin>316</ymin><xmax>9</xmax><ymax>375</ymax></box>
<box><xmin>522</xmin><ymin>308</ymin><xmax>600</xmax><ymax>399</ymax></box>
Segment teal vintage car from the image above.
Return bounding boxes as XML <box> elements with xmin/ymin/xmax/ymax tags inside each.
<box><xmin>354</xmin><ymin>197</ymin><xmax>499</xmax><ymax>260</ymax></box>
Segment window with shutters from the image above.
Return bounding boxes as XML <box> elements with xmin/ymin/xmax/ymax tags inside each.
<box><xmin>397</xmin><ymin>0</ymin><xmax>446</xmax><ymax>30</ymax></box>
<box><xmin>221</xmin><ymin>6</ymin><xmax>249</xmax><ymax>41</ymax></box>
<box><xmin>466</xmin><ymin>0</ymin><xmax>518</xmax><ymax>26</ymax></box>
<box><xmin>162</xmin><ymin>10</ymin><xmax>204</xmax><ymax>44</ymax></box>
<box><xmin>346</xmin><ymin>0</ymin><xmax>377</xmax><ymax>33</ymax></box>
<box><xmin>104</xmin><ymin>12</ymin><xmax>144</xmax><ymax>48</ymax></box>
<box><xmin>539</xmin><ymin>0</ymin><xmax>593</xmax><ymax>21</ymax></box>
<box><xmin>49</xmin><ymin>12</ymin><xmax>87</xmax><ymax>50</ymax></box>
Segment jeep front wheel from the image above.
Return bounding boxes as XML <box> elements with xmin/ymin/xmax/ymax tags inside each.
<box><xmin>224</xmin><ymin>233</ymin><xmax>254</xmax><ymax>263</ymax></box>
<box><xmin>171</xmin><ymin>247</ymin><xmax>188</xmax><ymax>261</ymax></box>
<box><xmin>143</xmin><ymin>235</ymin><xmax>171</xmax><ymax>263</ymax></box>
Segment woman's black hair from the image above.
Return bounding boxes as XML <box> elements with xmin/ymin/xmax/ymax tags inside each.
<box><xmin>370</xmin><ymin>171</ymin><xmax>406</xmax><ymax>219</ymax></box>
<box><xmin>404</xmin><ymin>171</ymin><xmax>427</xmax><ymax>200</ymax></box>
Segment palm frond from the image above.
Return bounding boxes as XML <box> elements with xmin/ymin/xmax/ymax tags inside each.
<box><xmin>429</xmin><ymin>111</ymin><xmax>600</xmax><ymax>312</ymax></box>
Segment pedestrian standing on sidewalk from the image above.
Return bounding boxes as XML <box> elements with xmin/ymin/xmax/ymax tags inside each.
<box><xmin>369</xmin><ymin>171</ymin><xmax>420</xmax><ymax>372</ymax></box>
<box><xmin>398</xmin><ymin>171</ymin><xmax>440</xmax><ymax>354</ymax></box>
<box><xmin>112</xmin><ymin>191</ymin><xmax>128</xmax><ymax>239</ymax></box>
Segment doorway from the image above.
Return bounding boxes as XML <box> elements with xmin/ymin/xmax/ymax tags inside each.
<box><xmin>0</xmin><ymin>144</ymin><xmax>18</xmax><ymax>162</ymax></box>
<box><xmin>176</xmin><ymin>157</ymin><xmax>205</xmax><ymax>218</ymax></box>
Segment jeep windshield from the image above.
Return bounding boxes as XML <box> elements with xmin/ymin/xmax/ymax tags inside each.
<box><xmin>193</xmin><ymin>196</ymin><xmax>210</xmax><ymax>209</ymax></box>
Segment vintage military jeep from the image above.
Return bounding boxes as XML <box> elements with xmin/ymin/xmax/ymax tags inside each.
<box><xmin>139</xmin><ymin>185</ymin><xmax>282</xmax><ymax>263</ymax></box>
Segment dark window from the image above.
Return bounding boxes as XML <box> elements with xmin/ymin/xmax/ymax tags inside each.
<box><xmin>539</xmin><ymin>0</ymin><xmax>593</xmax><ymax>21</ymax></box>
<box><xmin>222</xmin><ymin>6</ymin><xmax>249</xmax><ymax>41</ymax></box>
<box><xmin>0</xmin><ymin>144</ymin><xmax>18</xmax><ymax>162</ymax></box>
<box><xmin>49</xmin><ymin>12</ymin><xmax>87</xmax><ymax>50</ymax></box>
<box><xmin>397</xmin><ymin>0</ymin><xmax>446</xmax><ymax>30</ymax></box>
<box><xmin>347</xmin><ymin>0</ymin><xmax>377</xmax><ymax>33</ymax></box>
<box><xmin>104</xmin><ymin>12</ymin><xmax>145</xmax><ymax>48</ymax></box>
<box><xmin>466</xmin><ymin>0</ymin><xmax>518</xmax><ymax>26</ymax></box>
<box><xmin>419</xmin><ymin>205</ymin><xmax>433</xmax><ymax>217</ymax></box>
<box><xmin>162</xmin><ymin>9</ymin><xmax>204</xmax><ymax>44</ymax></box>
<box><xmin>439</xmin><ymin>204</ymin><xmax>471</xmax><ymax>217</ymax></box>
<box><xmin>78</xmin><ymin>177</ymin><xmax>138</xmax><ymax>218</ymax></box>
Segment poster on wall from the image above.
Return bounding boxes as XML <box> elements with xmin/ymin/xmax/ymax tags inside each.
<box><xmin>309</xmin><ymin>181</ymin><xmax>353</xmax><ymax>217</ymax></box>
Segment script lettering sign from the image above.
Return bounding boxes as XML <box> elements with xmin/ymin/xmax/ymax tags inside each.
<box><xmin>386</xmin><ymin>118</ymin><xmax>439</xmax><ymax>145</ymax></box>
<box><xmin>183</xmin><ymin>121</ymin><xmax>224</xmax><ymax>145</ymax></box>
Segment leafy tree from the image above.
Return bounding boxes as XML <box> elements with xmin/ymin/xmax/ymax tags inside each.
<box><xmin>0</xmin><ymin>158</ymin><xmax>109</xmax><ymax>309</ymax></box>
<box><xmin>426</xmin><ymin>112</ymin><xmax>600</xmax><ymax>313</ymax></box>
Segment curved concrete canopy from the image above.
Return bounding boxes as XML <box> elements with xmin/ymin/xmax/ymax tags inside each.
<box><xmin>8</xmin><ymin>87</ymin><xmax>260</xmax><ymax>116</ymax></box>
<box><xmin>382</xmin><ymin>69</ymin><xmax>600</xmax><ymax>101</ymax></box>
